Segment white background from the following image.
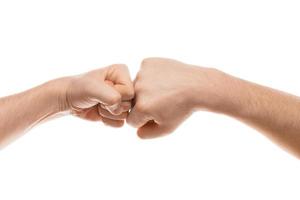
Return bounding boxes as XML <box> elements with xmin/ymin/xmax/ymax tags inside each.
<box><xmin>0</xmin><ymin>0</ymin><xmax>300</xmax><ymax>199</ymax></box>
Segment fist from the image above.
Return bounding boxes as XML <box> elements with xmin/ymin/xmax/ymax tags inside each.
<box><xmin>127</xmin><ymin>58</ymin><xmax>204</xmax><ymax>138</ymax></box>
<box><xmin>64</xmin><ymin>64</ymin><xmax>134</xmax><ymax>127</ymax></box>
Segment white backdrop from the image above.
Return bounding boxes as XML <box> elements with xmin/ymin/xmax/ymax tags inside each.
<box><xmin>0</xmin><ymin>0</ymin><xmax>300</xmax><ymax>199</ymax></box>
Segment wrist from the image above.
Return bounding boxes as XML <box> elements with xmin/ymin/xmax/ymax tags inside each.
<box><xmin>43</xmin><ymin>76</ymin><xmax>74</xmax><ymax>113</ymax></box>
<box><xmin>189</xmin><ymin>66</ymin><xmax>244</xmax><ymax>115</ymax></box>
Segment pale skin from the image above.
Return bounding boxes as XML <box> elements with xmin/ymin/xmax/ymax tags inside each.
<box><xmin>1</xmin><ymin>58</ymin><xmax>300</xmax><ymax>159</ymax></box>
<box><xmin>0</xmin><ymin>64</ymin><xmax>134</xmax><ymax>148</ymax></box>
<box><xmin>127</xmin><ymin>58</ymin><xmax>300</xmax><ymax>159</ymax></box>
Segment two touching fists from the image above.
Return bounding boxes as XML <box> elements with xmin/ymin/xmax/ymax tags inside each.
<box><xmin>62</xmin><ymin>57</ymin><xmax>221</xmax><ymax>139</ymax></box>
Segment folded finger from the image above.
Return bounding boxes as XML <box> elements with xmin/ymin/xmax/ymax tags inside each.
<box><xmin>98</xmin><ymin>106</ymin><xmax>128</xmax><ymax>120</ymax></box>
<box><xmin>102</xmin><ymin>117</ymin><xmax>125</xmax><ymax>128</ymax></box>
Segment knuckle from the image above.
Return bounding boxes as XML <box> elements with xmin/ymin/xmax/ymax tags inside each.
<box><xmin>108</xmin><ymin>93</ymin><xmax>121</xmax><ymax>105</ymax></box>
<box><xmin>111</xmin><ymin>63</ymin><xmax>128</xmax><ymax>70</ymax></box>
<box><xmin>141</xmin><ymin>57</ymin><xmax>161</xmax><ymax>68</ymax></box>
<box><xmin>110</xmin><ymin>108</ymin><xmax>123</xmax><ymax>116</ymax></box>
<box><xmin>134</xmin><ymin>82</ymin><xmax>144</xmax><ymax>93</ymax></box>
<box><xmin>135</xmin><ymin>102</ymin><xmax>150</xmax><ymax>114</ymax></box>
<box><xmin>126</xmin><ymin>115</ymin><xmax>137</xmax><ymax>127</ymax></box>
<box><xmin>126</xmin><ymin>87</ymin><xmax>135</xmax><ymax>99</ymax></box>
<box><xmin>141</xmin><ymin>58</ymin><xmax>153</xmax><ymax>68</ymax></box>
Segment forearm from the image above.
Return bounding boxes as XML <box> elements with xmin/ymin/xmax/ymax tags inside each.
<box><xmin>226</xmin><ymin>76</ymin><xmax>300</xmax><ymax>157</ymax></box>
<box><xmin>0</xmin><ymin>78</ymin><xmax>70</xmax><ymax>148</ymax></box>
<box><xmin>194</xmin><ymin>68</ymin><xmax>300</xmax><ymax>158</ymax></box>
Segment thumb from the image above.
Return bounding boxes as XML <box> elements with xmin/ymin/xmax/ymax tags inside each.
<box><xmin>86</xmin><ymin>80</ymin><xmax>122</xmax><ymax>106</ymax></box>
<box><xmin>105</xmin><ymin>80</ymin><xmax>134</xmax><ymax>101</ymax></box>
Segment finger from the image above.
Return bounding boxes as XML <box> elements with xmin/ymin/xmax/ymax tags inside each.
<box><xmin>102</xmin><ymin>117</ymin><xmax>125</xmax><ymax>128</ymax></box>
<box><xmin>73</xmin><ymin>105</ymin><xmax>102</xmax><ymax>122</ymax></box>
<box><xmin>86</xmin><ymin>80</ymin><xmax>122</xmax><ymax>106</ymax></box>
<box><xmin>137</xmin><ymin>121</ymin><xmax>170</xmax><ymax>139</ymax></box>
<box><xmin>126</xmin><ymin>105</ymin><xmax>150</xmax><ymax>128</ymax></box>
<box><xmin>102</xmin><ymin>101</ymin><xmax>132</xmax><ymax>115</ymax></box>
<box><xmin>104</xmin><ymin>76</ymin><xmax>132</xmax><ymax>113</ymax></box>
<box><xmin>114</xmin><ymin>84</ymin><xmax>135</xmax><ymax>101</ymax></box>
<box><xmin>108</xmin><ymin>64</ymin><xmax>134</xmax><ymax>101</ymax></box>
<box><xmin>105</xmin><ymin>80</ymin><xmax>114</xmax><ymax>86</ymax></box>
<box><xmin>105</xmin><ymin>103</ymin><xmax>122</xmax><ymax>115</ymax></box>
<box><xmin>109</xmin><ymin>64</ymin><xmax>132</xmax><ymax>85</ymax></box>
<box><xmin>98</xmin><ymin>106</ymin><xmax>128</xmax><ymax>120</ymax></box>
<box><xmin>120</xmin><ymin>101</ymin><xmax>132</xmax><ymax>112</ymax></box>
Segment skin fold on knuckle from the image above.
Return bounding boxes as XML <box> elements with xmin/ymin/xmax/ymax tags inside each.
<box><xmin>99</xmin><ymin>103</ymin><xmax>129</xmax><ymax>120</ymax></box>
<box><xmin>107</xmin><ymin>93</ymin><xmax>121</xmax><ymax>106</ymax></box>
<box><xmin>126</xmin><ymin>87</ymin><xmax>135</xmax><ymax>100</ymax></box>
<box><xmin>108</xmin><ymin>105</ymin><xmax>124</xmax><ymax>115</ymax></box>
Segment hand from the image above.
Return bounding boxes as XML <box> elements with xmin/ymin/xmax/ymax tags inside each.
<box><xmin>127</xmin><ymin>57</ymin><xmax>222</xmax><ymax>138</ymax></box>
<box><xmin>63</xmin><ymin>64</ymin><xmax>134</xmax><ymax>127</ymax></box>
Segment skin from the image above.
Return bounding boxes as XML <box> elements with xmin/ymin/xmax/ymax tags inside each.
<box><xmin>127</xmin><ymin>57</ymin><xmax>300</xmax><ymax>159</ymax></box>
<box><xmin>1</xmin><ymin>58</ymin><xmax>300</xmax><ymax>159</ymax></box>
<box><xmin>0</xmin><ymin>64</ymin><xmax>134</xmax><ymax>149</ymax></box>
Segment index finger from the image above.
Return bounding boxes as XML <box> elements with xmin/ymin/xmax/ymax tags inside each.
<box><xmin>108</xmin><ymin>64</ymin><xmax>135</xmax><ymax>100</ymax></box>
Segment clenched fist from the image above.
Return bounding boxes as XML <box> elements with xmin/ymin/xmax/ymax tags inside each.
<box><xmin>64</xmin><ymin>64</ymin><xmax>134</xmax><ymax>127</ymax></box>
<box><xmin>127</xmin><ymin>58</ymin><xmax>221</xmax><ymax>138</ymax></box>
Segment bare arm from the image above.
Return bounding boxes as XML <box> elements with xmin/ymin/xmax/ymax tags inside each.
<box><xmin>0</xmin><ymin>78</ymin><xmax>68</xmax><ymax>147</ymax></box>
<box><xmin>0</xmin><ymin>64</ymin><xmax>134</xmax><ymax>149</ymax></box>
<box><xmin>127</xmin><ymin>58</ymin><xmax>300</xmax><ymax>159</ymax></box>
<box><xmin>209</xmin><ymin>72</ymin><xmax>300</xmax><ymax>157</ymax></box>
